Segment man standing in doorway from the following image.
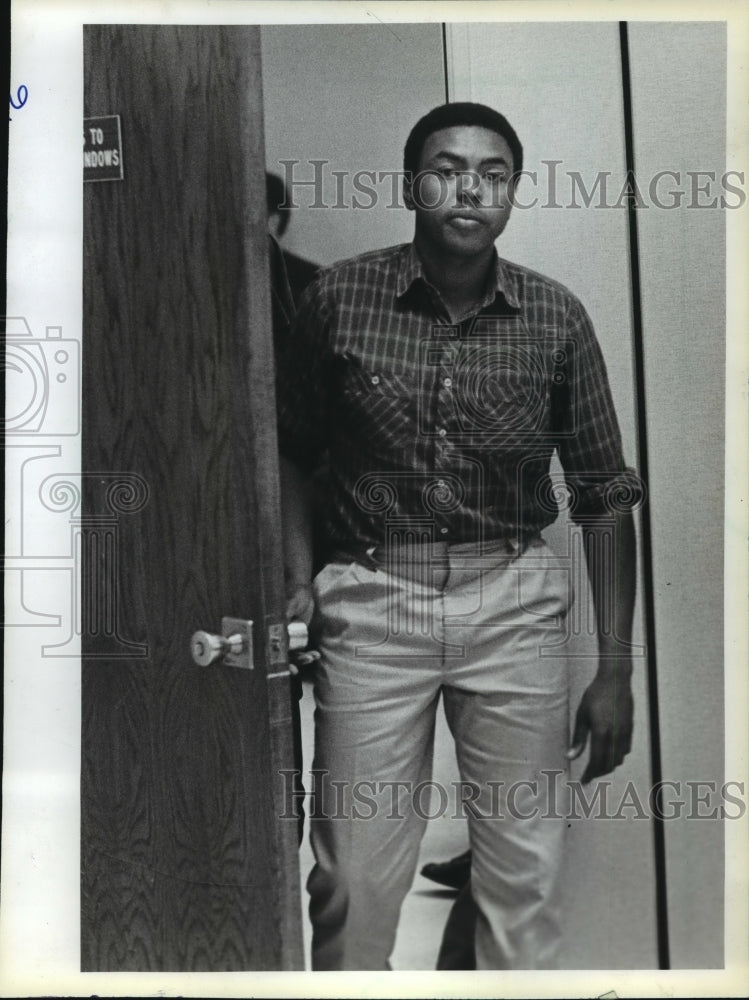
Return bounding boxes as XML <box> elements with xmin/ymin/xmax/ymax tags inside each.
<box><xmin>276</xmin><ymin>103</ymin><xmax>638</xmax><ymax>971</ymax></box>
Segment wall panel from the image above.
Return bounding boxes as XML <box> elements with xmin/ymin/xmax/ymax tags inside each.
<box><xmin>628</xmin><ymin>20</ymin><xmax>725</xmax><ymax>969</ymax></box>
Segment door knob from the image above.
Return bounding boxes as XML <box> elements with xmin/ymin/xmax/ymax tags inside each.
<box><xmin>190</xmin><ymin>617</ymin><xmax>254</xmax><ymax>669</ymax></box>
<box><xmin>190</xmin><ymin>630</ymin><xmax>245</xmax><ymax>667</ymax></box>
<box><xmin>190</xmin><ymin>619</ymin><xmax>310</xmax><ymax>670</ymax></box>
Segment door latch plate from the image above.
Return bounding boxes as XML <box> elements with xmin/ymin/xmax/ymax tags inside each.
<box><xmin>221</xmin><ymin>617</ymin><xmax>254</xmax><ymax>670</ymax></box>
<box><xmin>267</xmin><ymin>622</ymin><xmax>287</xmax><ymax>666</ymax></box>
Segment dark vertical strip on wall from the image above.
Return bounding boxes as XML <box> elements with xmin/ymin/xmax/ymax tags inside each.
<box><xmin>619</xmin><ymin>19</ymin><xmax>671</xmax><ymax>972</ymax></box>
<box><xmin>441</xmin><ymin>24</ymin><xmax>450</xmax><ymax>103</ymax></box>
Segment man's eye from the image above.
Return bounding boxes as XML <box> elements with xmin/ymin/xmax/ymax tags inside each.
<box><xmin>435</xmin><ymin>167</ymin><xmax>457</xmax><ymax>178</ymax></box>
<box><xmin>485</xmin><ymin>171</ymin><xmax>508</xmax><ymax>183</ymax></box>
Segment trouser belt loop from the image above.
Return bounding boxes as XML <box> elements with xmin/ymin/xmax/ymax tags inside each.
<box><xmin>363</xmin><ymin>544</ymin><xmax>380</xmax><ymax>571</ymax></box>
<box><xmin>507</xmin><ymin>530</ymin><xmax>540</xmax><ymax>561</ymax></box>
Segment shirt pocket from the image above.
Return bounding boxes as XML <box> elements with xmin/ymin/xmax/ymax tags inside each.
<box><xmin>337</xmin><ymin>364</ymin><xmax>419</xmax><ymax>450</ymax></box>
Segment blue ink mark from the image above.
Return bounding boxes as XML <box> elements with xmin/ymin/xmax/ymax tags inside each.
<box><xmin>9</xmin><ymin>85</ymin><xmax>28</xmax><ymax>121</ymax></box>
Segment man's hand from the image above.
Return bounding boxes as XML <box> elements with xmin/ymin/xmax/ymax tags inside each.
<box><xmin>285</xmin><ymin>581</ymin><xmax>317</xmax><ymax>676</ymax></box>
<box><xmin>279</xmin><ymin>456</ymin><xmax>317</xmax><ymax>675</ymax></box>
<box><xmin>286</xmin><ymin>581</ymin><xmax>314</xmax><ymax>627</ymax></box>
<box><xmin>567</xmin><ymin>668</ymin><xmax>634</xmax><ymax>784</ymax></box>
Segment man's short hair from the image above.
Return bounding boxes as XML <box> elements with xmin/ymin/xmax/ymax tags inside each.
<box><xmin>403</xmin><ymin>102</ymin><xmax>523</xmax><ymax>179</ymax></box>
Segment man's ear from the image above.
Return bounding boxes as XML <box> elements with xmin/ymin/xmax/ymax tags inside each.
<box><xmin>403</xmin><ymin>173</ymin><xmax>415</xmax><ymax>211</ymax></box>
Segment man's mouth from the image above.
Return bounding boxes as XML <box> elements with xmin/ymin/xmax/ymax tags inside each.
<box><xmin>448</xmin><ymin>211</ymin><xmax>484</xmax><ymax>227</ymax></box>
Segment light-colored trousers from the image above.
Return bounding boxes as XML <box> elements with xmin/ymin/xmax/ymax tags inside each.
<box><xmin>307</xmin><ymin>536</ymin><xmax>572</xmax><ymax>970</ymax></box>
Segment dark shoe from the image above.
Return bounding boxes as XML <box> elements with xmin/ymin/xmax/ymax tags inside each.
<box><xmin>420</xmin><ymin>849</ymin><xmax>471</xmax><ymax>890</ymax></box>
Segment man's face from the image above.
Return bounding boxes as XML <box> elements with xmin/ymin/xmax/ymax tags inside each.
<box><xmin>406</xmin><ymin>125</ymin><xmax>515</xmax><ymax>258</ymax></box>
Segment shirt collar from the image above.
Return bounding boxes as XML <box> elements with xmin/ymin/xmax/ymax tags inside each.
<box><xmin>395</xmin><ymin>242</ymin><xmax>521</xmax><ymax>311</ymax></box>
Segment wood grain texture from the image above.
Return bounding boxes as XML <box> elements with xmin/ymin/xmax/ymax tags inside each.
<box><xmin>82</xmin><ymin>25</ymin><xmax>302</xmax><ymax>971</ymax></box>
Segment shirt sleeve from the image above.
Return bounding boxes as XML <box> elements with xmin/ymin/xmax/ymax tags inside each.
<box><xmin>557</xmin><ymin>296</ymin><xmax>642</xmax><ymax>521</ymax></box>
<box><xmin>275</xmin><ymin>273</ymin><xmax>333</xmax><ymax>474</ymax></box>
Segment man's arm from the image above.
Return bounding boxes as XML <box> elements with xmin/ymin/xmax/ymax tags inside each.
<box><xmin>274</xmin><ymin>270</ymin><xmax>330</xmax><ymax>638</ymax></box>
<box><xmin>568</xmin><ymin>509</ymin><xmax>637</xmax><ymax>783</ymax></box>
<box><xmin>280</xmin><ymin>454</ymin><xmax>316</xmax><ymax>629</ymax></box>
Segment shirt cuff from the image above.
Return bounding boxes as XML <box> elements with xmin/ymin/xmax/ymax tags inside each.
<box><xmin>568</xmin><ymin>467</ymin><xmax>645</xmax><ymax>520</ymax></box>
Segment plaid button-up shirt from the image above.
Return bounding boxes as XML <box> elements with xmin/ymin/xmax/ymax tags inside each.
<box><xmin>276</xmin><ymin>242</ymin><xmax>635</xmax><ymax>553</ymax></box>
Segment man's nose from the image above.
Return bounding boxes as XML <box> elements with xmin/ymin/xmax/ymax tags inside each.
<box><xmin>456</xmin><ymin>171</ymin><xmax>482</xmax><ymax>205</ymax></box>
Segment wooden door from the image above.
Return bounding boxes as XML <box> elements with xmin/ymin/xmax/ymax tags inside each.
<box><xmin>81</xmin><ymin>25</ymin><xmax>302</xmax><ymax>971</ymax></box>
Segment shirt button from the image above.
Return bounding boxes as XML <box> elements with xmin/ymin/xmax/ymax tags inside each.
<box><xmin>438</xmin><ymin>427</ymin><xmax>447</xmax><ymax>437</ymax></box>
<box><xmin>443</xmin><ymin>377</ymin><xmax>452</xmax><ymax>388</ymax></box>
<box><xmin>440</xmin><ymin>527</ymin><xmax>448</xmax><ymax>535</ymax></box>
<box><xmin>370</xmin><ymin>375</ymin><xmax>380</xmax><ymax>385</ymax></box>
